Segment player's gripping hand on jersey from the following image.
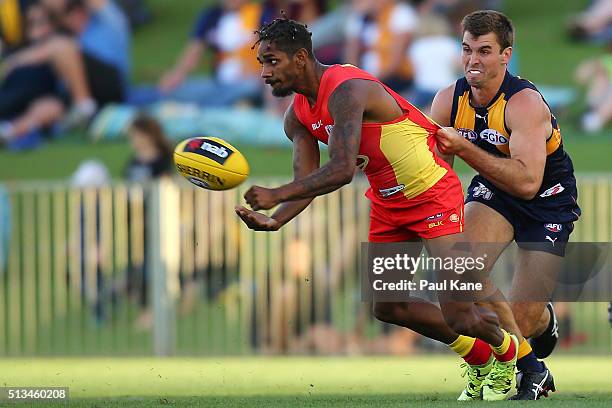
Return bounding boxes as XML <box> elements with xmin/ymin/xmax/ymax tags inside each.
<box><xmin>436</xmin><ymin>127</ymin><xmax>470</xmax><ymax>155</ymax></box>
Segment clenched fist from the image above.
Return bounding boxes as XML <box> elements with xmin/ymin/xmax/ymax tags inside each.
<box><xmin>436</xmin><ymin>127</ymin><xmax>469</xmax><ymax>155</ymax></box>
<box><xmin>244</xmin><ymin>185</ymin><xmax>281</xmax><ymax>211</ymax></box>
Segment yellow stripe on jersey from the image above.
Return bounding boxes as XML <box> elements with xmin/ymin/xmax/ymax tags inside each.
<box><xmin>547</xmin><ymin>127</ymin><xmax>561</xmax><ymax>154</ymax></box>
<box><xmin>379</xmin><ymin>117</ymin><xmax>447</xmax><ymax>199</ymax></box>
<box><xmin>487</xmin><ymin>93</ymin><xmax>510</xmax><ymax>155</ymax></box>
<box><xmin>454</xmin><ymin>91</ymin><xmax>476</xmax><ymax>132</ymax></box>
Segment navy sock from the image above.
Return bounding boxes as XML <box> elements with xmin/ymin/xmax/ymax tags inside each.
<box><xmin>517</xmin><ymin>351</ymin><xmax>545</xmax><ymax>373</ymax></box>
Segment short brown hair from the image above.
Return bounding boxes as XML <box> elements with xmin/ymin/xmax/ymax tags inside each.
<box><xmin>462</xmin><ymin>10</ymin><xmax>514</xmax><ymax>51</ymax></box>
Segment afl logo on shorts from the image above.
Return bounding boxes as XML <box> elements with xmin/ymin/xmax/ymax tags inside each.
<box><xmin>480</xmin><ymin>129</ymin><xmax>508</xmax><ymax>145</ymax></box>
<box><xmin>458</xmin><ymin>128</ymin><xmax>478</xmax><ymax>142</ymax></box>
<box><xmin>544</xmin><ymin>223</ymin><xmax>562</xmax><ymax>233</ymax></box>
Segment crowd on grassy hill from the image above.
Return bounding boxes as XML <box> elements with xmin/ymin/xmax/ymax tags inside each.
<box><xmin>0</xmin><ymin>0</ymin><xmax>494</xmax><ymax>151</ymax></box>
<box><xmin>0</xmin><ymin>0</ymin><xmax>610</xmax><ymax>153</ymax></box>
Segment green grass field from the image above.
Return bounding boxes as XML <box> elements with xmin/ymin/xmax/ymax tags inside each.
<box><xmin>3</xmin><ymin>356</ymin><xmax>611</xmax><ymax>406</ymax></box>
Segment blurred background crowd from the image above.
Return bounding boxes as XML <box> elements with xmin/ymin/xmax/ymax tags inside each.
<box><xmin>0</xmin><ymin>0</ymin><xmax>610</xmax><ymax>155</ymax></box>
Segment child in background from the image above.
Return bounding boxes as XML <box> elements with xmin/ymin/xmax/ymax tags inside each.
<box><xmin>123</xmin><ymin>114</ymin><xmax>173</xmax><ymax>183</ymax></box>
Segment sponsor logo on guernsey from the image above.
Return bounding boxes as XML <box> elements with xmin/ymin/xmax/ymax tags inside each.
<box><xmin>379</xmin><ymin>184</ymin><xmax>405</xmax><ymax>198</ymax></box>
<box><xmin>545</xmin><ymin>236</ymin><xmax>557</xmax><ymax>246</ymax></box>
<box><xmin>458</xmin><ymin>128</ymin><xmax>478</xmax><ymax>142</ymax></box>
<box><xmin>540</xmin><ymin>183</ymin><xmax>565</xmax><ymax>198</ymax></box>
<box><xmin>544</xmin><ymin>223</ymin><xmax>562</xmax><ymax>233</ymax></box>
<box><xmin>480</xmin><ymin>128</ymin><xmax>509</xmax><ymax>145</ymax></box>
<box><xmin>311</xmin><ymin>120</ymin><xmax>323</xmax><ymax>130</ymax></box>
<box><xmin>425</xmin><ymin>213</ymin><xmax>444</xmax><ymax>221</ymax></box>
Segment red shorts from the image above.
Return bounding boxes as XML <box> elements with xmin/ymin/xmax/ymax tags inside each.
<box><xmin>367</xmin><ymin>171</ymin><xmax>465</xmax><ymax>242</ymax></box>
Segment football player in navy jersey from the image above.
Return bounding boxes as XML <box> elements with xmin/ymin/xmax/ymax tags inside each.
<box><xmin>431</xmin><ymin>10</ymin><xmax>580</xmax><ymax>400</ymax></box>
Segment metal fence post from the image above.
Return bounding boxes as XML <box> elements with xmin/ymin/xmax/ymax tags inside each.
<box><xmin>148</xmin><ymin>179</ymin><xmax>181</xmax><ymax>356</ymax></box>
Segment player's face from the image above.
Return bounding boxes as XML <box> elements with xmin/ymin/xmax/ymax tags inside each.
<box><xmin>461</xmin><ymin>32</ymin><xmax>512</xmax><ymax>88</ymax></box>
<box><xmin>257</xmin><ymin>41</ymin><xmax>299</xmax><ymax>97</ymax></box>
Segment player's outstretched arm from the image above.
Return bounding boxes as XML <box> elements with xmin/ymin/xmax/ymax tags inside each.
<box><xmin>437</xmin><ymin>89</ymin><xmax>549</xmax><ymax>200</ymax></box>
<box><xmin>244</xmin><ymin>80</ymin><xmax>364</xmax><ymax>210</ymax></box>
<box><xmin>238</xmin><ymin>105</ymin><xmax>320</xmax><ymax>228</ymax></box>
<box><xmin>430</xmin><ymin>84</ymin><xmax>456</xmax><ymax>167</ymax></box>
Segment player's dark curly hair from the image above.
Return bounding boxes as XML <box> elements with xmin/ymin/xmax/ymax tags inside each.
<box><xmin>462</xmin><ymin>10</ymin><xmax>514</xmax><ymax>51</ymax></box>
<box><xmin>254</xmin><ymin>14</ymin><xmax>314</xmax><ymax>58</ymax></box>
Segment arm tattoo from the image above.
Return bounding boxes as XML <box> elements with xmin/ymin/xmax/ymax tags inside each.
<box><xmin>277</xmin><ymin>81</ymin><xmax>365</xmax><ymax>201</ymax></box>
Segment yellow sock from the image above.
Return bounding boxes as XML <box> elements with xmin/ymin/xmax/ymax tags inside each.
<box><xmin>518</xmin><ymin>339</ymin><xmax>533</xmax><ymax>360</ymax></box>
<box><xmin>491</xmin><ymin>329</ymin><xmax>511</xmax><ymax>355</ymax></box>
<box><xmin>449</xmin><ymin>335</ymin><xmax>476</xmax><ymax>357</ymax></box>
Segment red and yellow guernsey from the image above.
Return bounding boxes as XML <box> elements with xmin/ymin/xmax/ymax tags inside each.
<box><xmin>293</xmin><ymin>64</ymin><xmax>452</xmax><ymax>205</ymax></box>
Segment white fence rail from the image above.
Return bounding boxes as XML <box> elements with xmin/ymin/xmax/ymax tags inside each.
<box><xmin>0</xmin><ymin>175</ymin><xmax>610</xmax><ymax>356</ymax></box>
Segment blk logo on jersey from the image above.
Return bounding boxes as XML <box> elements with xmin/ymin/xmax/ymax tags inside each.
<box><xmin>540</xmin><ymin>183</ymin><xmax>565</xmax><ymax>198</ymax></box>
<box><xmin>184</xmin><ymin>139</ymin><xmax>233</xmax><ymax>164</ymax></box>
<box><xmin>480</xmin><ymin>129</ymin><xmax>509</xmax><ymax>145</ymax></box>
<box><xmin>311</xmin><ymin>120</ymin><xmax>323</xmax><ymax>130</ymax></box>
<box><xmin>544</xmin><ymin>223</ymin><xmax>562</xmax><ymax>233</ymax></box>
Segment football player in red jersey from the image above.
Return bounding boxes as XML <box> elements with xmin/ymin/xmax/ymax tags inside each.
<box><xmin>235</xmin><ymin>16</ymin><xmax>520</xmax><ymax>400</ymax></box>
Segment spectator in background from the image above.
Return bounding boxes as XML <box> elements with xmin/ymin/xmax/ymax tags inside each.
<box><xmin>131</xmin><ymin>0</ymin><xmax>274</xmax><ymax>108</ymax></box>
<box><xmin>0</xmin><ymin>0</ymin><xmax>130</xmax><ymax>149</ymax></box>
<box><xmin>70</xmin><ymin>159</ymin><xmax>111</xmax><ymax>323</ymax></box>
<box><xmin>568</xmin><ymin>0</ymin><xmax>612</xmax><ymax>43</ymax></box>
<box><xmin>122</xmin><ymin>114</ymin><xmax>173</xmax><ymax>330</ymax></box>
<box><xmin>406</xmin><ymin>13</ymin><xmax>460</xmax><ymax>112</ymax></box>
<box><xmin>0</xmin><ymin>1</ymin><xmax>64</xmax><ymax>149</ymax></box>
<box><xmin>344</xmin><ymin>0</ymin><xmax>418</xmax><ymax>93</ymax></box>
<box><xmin>123</xmin><ymin>114</ymin><xmax>174</xmax><ymax>183</ymax></box>
<box><xmin>575</xmin><ymin>42</ymin><xmax>612</xmax><ymax>133</ymax></box>
<box><xmin>42</xmin><ymin>0</ymin><xmax>130</xmax><ymax>122</ymax></box>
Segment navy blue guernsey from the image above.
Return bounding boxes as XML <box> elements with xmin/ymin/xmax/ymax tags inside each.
<box><xmin>451</xmin><ymin>71</ymin><xmax>580</xmax><ymax>223</ymax></box>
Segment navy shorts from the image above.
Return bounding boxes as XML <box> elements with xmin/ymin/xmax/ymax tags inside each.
<box><xmin>465</xmin><ymin>176</ymin><xmax>579</xmax><ymax>256</ymax></box>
